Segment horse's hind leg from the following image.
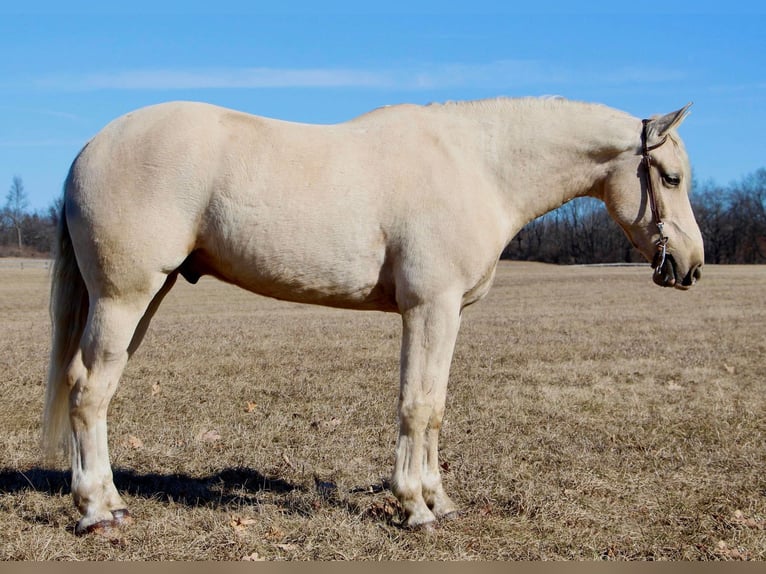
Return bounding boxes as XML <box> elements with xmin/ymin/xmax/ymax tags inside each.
<box><xmin>67</xmin><ymin>277</ymin><xmax>168</xmax><ymax>534</ymax></box>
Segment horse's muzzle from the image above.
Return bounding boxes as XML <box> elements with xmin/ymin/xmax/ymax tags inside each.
<box><xmin>652</xmin><ymin>252</ymin><xmax>701</xmax><ymax>289</ymax></box>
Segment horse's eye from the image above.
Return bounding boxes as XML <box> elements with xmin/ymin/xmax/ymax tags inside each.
<box><xmin>662</xmin><ymin>173</ymin><xmax>681</xmax><ymax>187</ymax></box>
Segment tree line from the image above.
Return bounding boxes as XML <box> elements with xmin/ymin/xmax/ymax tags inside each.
<box><xmin>2</xmin><ymin>170</ymin><xmax>765</xmax><ymax>264</ymax></box>
<box><xmin>0</xmin><ymin>176</ymin><xmax>61</xmax><ymax>257</ymax></box>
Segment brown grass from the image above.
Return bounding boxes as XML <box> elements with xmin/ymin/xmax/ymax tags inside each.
<box><xmin>0</xmin><ymin>260</ymin><xmax>764</xmax><ymax>560</ymax></box>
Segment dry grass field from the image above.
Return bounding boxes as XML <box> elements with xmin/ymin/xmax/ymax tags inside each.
<box><xmin>0</xmin><ymin>259</ymin><xmax>764</xmax><ymax>560</ymax></box>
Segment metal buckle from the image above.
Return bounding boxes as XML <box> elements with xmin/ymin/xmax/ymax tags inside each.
<box><xmin>654</xmin><ymin>236</ymin><xmax>669</xmax><ymax>275</ymax></box>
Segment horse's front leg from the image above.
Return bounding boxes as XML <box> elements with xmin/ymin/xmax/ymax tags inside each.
<box><xmin>392</xmin><ymin>293</ymin><xmax>461</xmax><ymax>528</ymax></box>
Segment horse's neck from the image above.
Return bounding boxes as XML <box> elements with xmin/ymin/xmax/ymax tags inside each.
<box><xmin>443</xmin><ymin>98</ymin><xmax>639</xmax><ymax>229</ymax></box>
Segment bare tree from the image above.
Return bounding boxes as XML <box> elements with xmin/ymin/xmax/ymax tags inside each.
<box><xmin>729</xmin><ymin>169</ymin><xmax>766</xmax><ymax>263</ymax></box>
<box><xmin>5</xmin><ymin>176</ymin><xmax>29</xmax><ymax>249</ymax></box>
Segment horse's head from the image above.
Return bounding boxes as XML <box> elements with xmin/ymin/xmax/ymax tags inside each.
<box><xmin>603</xmin><ymin>104</ymin><xmax>704</xmax><ymax>289</ymax></box>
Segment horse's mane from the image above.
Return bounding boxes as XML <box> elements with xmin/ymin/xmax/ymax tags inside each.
<box><xmin>425</xmin><ymin>95</ymin><xmax>625</xmax><ymax>119</ymax></box>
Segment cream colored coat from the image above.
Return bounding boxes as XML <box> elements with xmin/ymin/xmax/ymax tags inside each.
<box><xmin>44</xmin><ymin>97</ymin><xmax>703</xmax><ymax>534</ymax></box>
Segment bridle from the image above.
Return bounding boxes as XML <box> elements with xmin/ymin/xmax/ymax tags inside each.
<box><xmin>641</xmin><ymin>119</ymin><xmax>670</xmax><ymax>275</ymax></box>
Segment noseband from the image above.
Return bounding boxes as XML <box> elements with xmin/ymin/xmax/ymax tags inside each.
<box><xmin>641</xmin><ymin>119</ymin><xmax>669</xmax><ymax>274</ymax></box>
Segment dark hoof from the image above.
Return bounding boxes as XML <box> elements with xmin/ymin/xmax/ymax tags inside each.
<box><xmin>438</xmin><ymin>510</ymin><xmax>462</xmax><ymax>522</ymax></box>
<box><xmin>75</xmin><ymin>509</ymin><xmax>132</xmax><ymax>536</ymax></box>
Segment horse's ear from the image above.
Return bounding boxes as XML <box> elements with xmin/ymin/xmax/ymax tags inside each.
<box><xmin>646</xmin><ymin>103</ymin><xmax>692</xmax><ymax>144</ymax></box>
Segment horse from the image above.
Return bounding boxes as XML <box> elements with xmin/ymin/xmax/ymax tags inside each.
<box><xmin>43</xmin><ymin>97</ymin><xmax>704</xmax><ymax>534</ymax></box>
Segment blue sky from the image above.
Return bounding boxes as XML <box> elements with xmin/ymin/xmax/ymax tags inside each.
<box><xmin>2</xmin><ymin>2</ymin><xmax>764</xmax><ymax>211</ymax></box>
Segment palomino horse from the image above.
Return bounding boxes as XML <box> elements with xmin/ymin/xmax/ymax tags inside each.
<box><xmin>44</xmin><ymin>97</ymin><xmax>704</xmax><ymax>534</ymax></box>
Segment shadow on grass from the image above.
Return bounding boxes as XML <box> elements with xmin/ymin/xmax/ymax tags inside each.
<box><xmin>0</xmin><ymin>467</ymin><xmax>404</xmax><ymax>526</ymax></box>
<box><xmin>0</xmin><ymin>466</ymin><xmax>301</xmax><ymax>508</ymax></box>
<box><xmin>0</xmin><ymin>466</ymin><xmax>403</xmax><ymax>526</ymax></box>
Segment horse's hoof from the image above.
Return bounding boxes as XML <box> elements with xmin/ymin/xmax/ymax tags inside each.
<box><xmin>75</xmin><ymin>509</ymin><xmax>132</xmax><ymax>536</ymax></box>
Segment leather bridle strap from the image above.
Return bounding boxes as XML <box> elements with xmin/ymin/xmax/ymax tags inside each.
<box><xmin>641</xmin><ymin>119</ymin><xmax>669</xmax><ymax>271</ymax></box>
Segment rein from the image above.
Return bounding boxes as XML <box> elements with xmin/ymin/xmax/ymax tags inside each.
<box><xmin>641</xmin><ymin>119</ymin><xmax>669</xmax><ymax>273</ymax></box>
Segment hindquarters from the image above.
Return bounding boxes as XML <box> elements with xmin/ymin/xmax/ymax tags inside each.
<box><xmin>44</xmin><ymin>157</ymin><xmax>188</xmax><ymax>532</ymax></box>
<box><xmin>63</xmin><ymin>108</ymin><xmax>216</xmax><ymax>295</ymax></box>
<box><xmin>43</xmin><ymin>115</ymin><xmax>207</xmax><ymax>459</ymax></box>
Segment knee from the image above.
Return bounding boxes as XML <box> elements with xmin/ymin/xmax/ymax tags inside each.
<box><xmin>398</xmin><ymin>400</ymin><xmax>431</xmax><ymax>433</ymax></box>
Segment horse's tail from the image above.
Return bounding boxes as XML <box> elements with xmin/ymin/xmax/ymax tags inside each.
<box><xmin>42</xmin><ymin>194</ymin><xmax>88</xmax><ymax>461</ymax></box>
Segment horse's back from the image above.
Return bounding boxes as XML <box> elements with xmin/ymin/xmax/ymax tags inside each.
<box><xmin>65</xmin><ymin>101</ymin><xmax>506</xmax><ymax>310</ymax></box>
<box><xmin>64</xmin><ymin>102</ymin><xmax>397</xmax><ymax>306</ymax></box>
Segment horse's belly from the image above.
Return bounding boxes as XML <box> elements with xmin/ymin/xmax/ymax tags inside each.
<box><xmin>186</xmin><ymin>233</ymin><xmax>397</xmax><ymax>311</ymax></box>
<box><xmin>188</xmin><ymin>179</ymin><xmax>404</xmax><ymax>308</ymax></box>
<box><xmin>245</xmin><ymin>260</ymin><xmax>395</xmax><ymax>310</ymax></box>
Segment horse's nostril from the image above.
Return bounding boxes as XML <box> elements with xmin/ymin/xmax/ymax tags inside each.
<box><xmin>680</xmin><ymin>264</ymin><xmax>703</xmax><ymax>288</ymax></box>
<box><xmin>682</xmin><ymin>264</ymin><xmax>702</xmax><ymax>287</ymax></box>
